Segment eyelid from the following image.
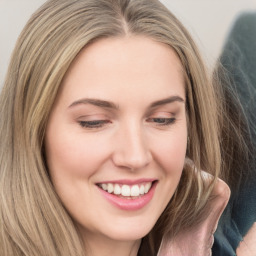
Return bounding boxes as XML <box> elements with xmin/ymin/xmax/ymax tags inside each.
<box><xmin>146</xmin><ymin>117</ymin><xmax>176</xmax><ymax>126</ymax></box>
<box><xmin>145</xmin><ymin>111</ymin><xmax>177</xmax><ymax>127</ymax></box>
<box><xmin>76</xmin><ymin>113</ymin><xmax>112</xmax><ymax>129</ymax></box>
<box><xmin>148</xmin><ymin>110</ymin><xmax>175</xmax><ymax>118</ymax></box>
<box><xmin>76</xmin><ymin>113</ymin><xmax>109</xmax><ymax>120</ymax></box>
<box><xmin>78</xmin><ymin>119</ymin><xmax>111</xmax><ymax>129</ymax></box>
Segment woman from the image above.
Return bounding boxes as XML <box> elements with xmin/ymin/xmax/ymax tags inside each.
<box><xmin>0</xmin><ymin>0</ymin><xmax>229</xmax><ymax>255</ymax></box>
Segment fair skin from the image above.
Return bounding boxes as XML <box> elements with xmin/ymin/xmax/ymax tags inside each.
<box><xmin>45</xmin><ymin>36</ymin><xmax>187</xmax><ymax>256</ymax></box>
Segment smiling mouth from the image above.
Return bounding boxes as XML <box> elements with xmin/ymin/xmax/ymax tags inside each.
<box><xmin>97</xmin><ymin>181</ymin><xmax>155</xmax><ymax>198</ymax></box>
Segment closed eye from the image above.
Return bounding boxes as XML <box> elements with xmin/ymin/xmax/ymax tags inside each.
<box><xmin>146</xmin><ymin>117</ymin><xmax>176</xmax><ymax>126</ymax></box>
<box><xmin>78</xmin><ymin>118</ymin><xmax>176</xmax><ymax>129</ymax></box>
<box><xmin>78</xmin><ymin>120</ymin><xmax>110</xmax><ymax>129</ymax></box>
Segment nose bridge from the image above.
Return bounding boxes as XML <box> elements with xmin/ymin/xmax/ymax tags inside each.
<box><xmin>112</xmin><ymin>120</ymin><xmax>152</xmax><ymax>170</ymax></box>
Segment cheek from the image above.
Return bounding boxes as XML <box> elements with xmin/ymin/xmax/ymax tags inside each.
<box><xmin>44</xmin><ymin>128</ymin><xmax>108</xmax><ymax>181</ymax></box>
<box><xmin>149</xmin><ymin>128</ymin><xmax>187</xmax><ymax>217</ymax></box>
<box><xmin>152</xmin><ymin>127</ymin><xmax>187</xmax><ymax>175</ymax></box>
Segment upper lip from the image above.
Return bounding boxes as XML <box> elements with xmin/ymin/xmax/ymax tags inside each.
<box><xmin>96</xmin><ymin>178</ymin><xmax>157</xmax><ymax>185</ymax></box>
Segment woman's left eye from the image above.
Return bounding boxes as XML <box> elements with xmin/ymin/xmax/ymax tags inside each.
<box><xmin>147</xmin><ymin>117</ymin><xmax>176</xmax><ymax>126</ymax></box>
<box><xmin>78</xmin><ymin>120</ymin><xmax>110</xmax><ymax>129</ymax></box>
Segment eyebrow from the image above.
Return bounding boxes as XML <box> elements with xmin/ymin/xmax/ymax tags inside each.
<box><xmin>68</xmin><ymin>95</ymin><xmax>184</xmax><ymax>109</ymax></box>
<box><xmin>149</xmin><ymin>96</ymin><xmax>185</xmax><ymax>108</ymax></box>
<box><xmin>68</xmin><ymin>98</ymin><xmax>119</xmax><ymax>109</ymax></box>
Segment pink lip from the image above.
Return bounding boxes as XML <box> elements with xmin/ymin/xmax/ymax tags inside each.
<box><xmin>97</xmin><ymin>178</ymin><xmax>155</xmax><ymax>185</ymax></box>
<box><xmin>97</xmin><ymin>181</ymin><xmax>157</xmax><ymax>211</ymax></box>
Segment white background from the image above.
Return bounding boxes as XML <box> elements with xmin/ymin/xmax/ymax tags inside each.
<box><xmin>0</xmin><ymin>0</ymin><xmax>255</xmax><ymax>89</ymax></box>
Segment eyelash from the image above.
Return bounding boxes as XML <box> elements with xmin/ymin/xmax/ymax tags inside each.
<box><xmin>78</xmin><ymin>118</ymin><xmax>176</xmax><ymax>129</ymax></box>
<box><xmin>79</xmin><ymin>120</ymin><xmax>110</xmax><ymax>128</ymax></box>
<box><xmin>147</xmin><ymin>117</ymin><xmax>176</xmax><ymax>126</ymax></box>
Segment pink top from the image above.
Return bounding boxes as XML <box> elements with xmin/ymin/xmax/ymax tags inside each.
<box><xmin>157</xmin><ymin>178</ymin><xmax>230</xmax><ymax>256</ymax></box>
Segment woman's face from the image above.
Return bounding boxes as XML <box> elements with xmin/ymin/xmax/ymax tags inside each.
<box><xmin>45</xmin><ymin>36</ymin><xmax>187</xmax><ymax>244</ymax></box>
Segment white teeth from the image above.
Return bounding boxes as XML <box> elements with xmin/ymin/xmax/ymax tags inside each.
<box><xmin>121</xmin><ymin>185</ymin><xmax>130</xmax><ymax>196</ymax></box>
<box><xmin>102</xmin><ymin>184</ymin><xmax>108</xmax><ymax>191</ymax></box>
<box><xmin>114</xmin><ymin>184</ymin><xmax>121</xmax><ymax>195</ymax></box>
<box><xmin>130</xmin><ymin>185</ymin><xmax>140</xmax><ymax>196</ymax></box>
<box><xmin>139</xmin><ymin>185</ymin><xmax>145</xmax><ymax>195</ymax></box>
<box><xmin>144</xmin><ymin>183</ymin><xmax>152</xmax><ymax>193</ymax></box>
<box><xmin>107</xmin><ymin>183</ymin><xmax>114</xmax><ymax>193</ymax></box>
<box><xmin>99</xmin><ymin>182</ymin><xmax>153</xmax><ymax>197</ymax></box>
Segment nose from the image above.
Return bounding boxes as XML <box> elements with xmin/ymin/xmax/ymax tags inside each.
<box><xmin>112</xmin><ymin>123</ymin><xmax>152</xmax><ymax>171</ymax></box>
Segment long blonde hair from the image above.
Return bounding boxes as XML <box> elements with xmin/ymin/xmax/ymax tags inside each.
<box><xmin>0</xmin><ymin>0</ymin><xmax>221</xmax><ymax>255</ymax></box>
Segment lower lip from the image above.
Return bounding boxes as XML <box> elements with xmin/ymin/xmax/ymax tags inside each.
<box><xmin>97</xmin><ymin>182</ymin><xmax>157</xmax><ymax>211</ymax></box>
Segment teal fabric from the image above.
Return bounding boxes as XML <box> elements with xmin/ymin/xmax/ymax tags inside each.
<box><xmin>212</xmin><ymin>12</ymin><xmax>256</xmax><ymax>256</ymax></box>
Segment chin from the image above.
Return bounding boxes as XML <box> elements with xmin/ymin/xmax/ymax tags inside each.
<box><xmin>103</xmin><ymin>218</ymin><xmax>156</xmax><ymax>242</ymax></box>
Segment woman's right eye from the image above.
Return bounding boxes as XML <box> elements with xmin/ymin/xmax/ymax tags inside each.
<box><xmin>78</xmin><ymin>120</ymin><xmax>110</xmax><ymax>129</ymax></box>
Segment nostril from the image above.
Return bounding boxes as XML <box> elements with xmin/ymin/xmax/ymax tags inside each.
<box><xmin>112</xmin><ymin>129</ymin><xmax>152</xmax><ymax>169</ymax></box>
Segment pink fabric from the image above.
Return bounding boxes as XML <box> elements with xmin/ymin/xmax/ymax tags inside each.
<box><xmin>157</xmin><ymin>178</ymin><xmax>230</xmax><ymax>256</ymax></box>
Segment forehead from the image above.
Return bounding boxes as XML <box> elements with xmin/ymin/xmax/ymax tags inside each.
<box><xmin>58</xmin><ymin>36</ymin><xmax>185</xmax><ymax>106</ymax></box>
